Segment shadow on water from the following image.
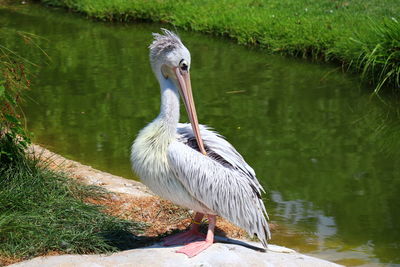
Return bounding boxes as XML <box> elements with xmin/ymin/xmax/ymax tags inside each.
<box><xmin>1</xmin><ymin>3</ymin><xmax>400</xmax><ymax>266</ymax></box>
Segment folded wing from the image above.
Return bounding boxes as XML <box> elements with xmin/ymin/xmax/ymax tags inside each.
<box><xmin>167</xmin><ymin>123</ymin><xmax>270</xmax><ymax>247</ymax></box>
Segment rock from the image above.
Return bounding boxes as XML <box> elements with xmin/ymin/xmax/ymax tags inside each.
<box><xmin>28</xmin><ymin>145</ymin><xmax>151</xmax><ymax>197</ymax></box>
<box><xmin>10</xmin><ymin>242</ymin><xmax>342</xmax><ymax>267</ymax></box>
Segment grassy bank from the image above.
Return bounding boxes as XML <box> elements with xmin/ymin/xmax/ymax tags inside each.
<box><xmin>37</xmin><ymin>0</ymin><xmax>400</xmax><ymax>93</ymax></box>
<box><xmin>0</xmin><ymin>138</ymin><xmax>145</xmax><ymax>264</ymax></box>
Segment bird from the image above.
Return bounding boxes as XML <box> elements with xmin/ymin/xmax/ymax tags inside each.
<box><xmin>131</xmin><ymin>29</ymin><xmax>270</xmax><ymax>258</ymax></box>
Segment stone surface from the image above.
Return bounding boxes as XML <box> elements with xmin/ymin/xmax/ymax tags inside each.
<box><xmin>10</xmin><ymin>242</ymin><xmax>341</xmax><ymax>267</ymax></box>
<box><xmin>28</xmin><ymin>145</ymin><xmax>151</xmax><ymax>197</ymax></box>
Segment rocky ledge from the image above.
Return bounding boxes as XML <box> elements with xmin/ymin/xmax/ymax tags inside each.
<box><xmin>11</xmin><ymin>242</ymin><xmax>341</xmax><ymax>267</ymax></box>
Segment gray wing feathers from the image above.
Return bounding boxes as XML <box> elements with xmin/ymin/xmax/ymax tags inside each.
<box><xmin>177</xmin><ymin>124</ymin><xmax>263</xmax><ymax>191</ymax></box>
<box><xmin>168</xmin><ymin>124</ymin><xmax>271</xmax><ymax>247</ymax></box>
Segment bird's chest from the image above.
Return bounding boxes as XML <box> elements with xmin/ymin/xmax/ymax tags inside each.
<box><xmin>131</xmin><ymin>121</ymin><xmax>215</xmax><ymax>214</ymax></box>
<box><xmin>131</xmin><ymin>122</ymin><xmax>176</xmax><ymax>188</ymax></box>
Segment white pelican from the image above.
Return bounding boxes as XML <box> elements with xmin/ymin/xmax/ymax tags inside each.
<box><xmin>131</xmin><ymin>29</ymin><xmax>270</xmax><ymax>257</ymax></box>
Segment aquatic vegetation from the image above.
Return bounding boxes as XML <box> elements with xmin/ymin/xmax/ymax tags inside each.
<box><xmin>37</xmin><ymin>0</ymin><xmax>400</xmax><ymax>92</ymax></box>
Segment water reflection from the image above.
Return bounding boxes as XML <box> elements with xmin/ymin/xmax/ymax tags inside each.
<box><xmin>1</xmin><ymin>3</ymin><xmax>400</xmax><ymax>266</ymax></box>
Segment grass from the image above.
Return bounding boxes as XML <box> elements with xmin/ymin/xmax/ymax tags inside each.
<box><xmin>0</xmin><ymin>136</ymin><xmax>145</xmax><ymax>263</ymax></box>
<box><xmin>36</xmin><ymin>0</ymin><xmax>400</xmax><ymax>93</ymax></box>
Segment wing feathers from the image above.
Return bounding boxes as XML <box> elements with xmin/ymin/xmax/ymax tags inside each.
<box><xmin>169</xmin><ymin>124</ymin><xmax>271</xmax><ymax>246</ymax></box>
<box><xmin>177</xmin><ymin>124</ymin><xmax>262</xmax><ymax>187</ymax></box>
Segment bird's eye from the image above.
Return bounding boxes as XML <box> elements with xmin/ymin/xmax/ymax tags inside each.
<box><xmin>179</xmin><ymin>59</ymin><xmax>188</xmax><ymax>71</ymax></box>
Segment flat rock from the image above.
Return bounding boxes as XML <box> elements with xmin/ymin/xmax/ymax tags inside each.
<box><xmin>11</xmin><ymin>242</ymin><xmax>341</xmax><ymax>267</ymax></box>
<box><xmin>28</xmin><ymin>145</ymin><xmax>151</xmax><ymax>197</ymax></box>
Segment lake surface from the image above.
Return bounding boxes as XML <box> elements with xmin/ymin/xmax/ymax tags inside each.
<box><xmin>1</xmin><ymin>3</ymin><xmax>400</xmax><ymax>266</ymax></box>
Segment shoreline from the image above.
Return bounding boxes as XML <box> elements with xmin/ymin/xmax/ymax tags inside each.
<box><xmin>28</xmin><ymin>144</ymin><xmax>150</xmax><ymax>198</ymax></box>
<box><xmin>35</xmin><ymin>0</ymin><xmax>400</xmax><ymax>93</ymax></box>
<box><xmin>23</xmin><ymin>144</ymin><xmax>342</xmax><ymax>266</ymax></box>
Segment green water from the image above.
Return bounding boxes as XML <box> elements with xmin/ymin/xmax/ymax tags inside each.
<box><xmin>1</xmin><ymin>3</ymin><xmax>400</xmax><ymax>266</ymax></box>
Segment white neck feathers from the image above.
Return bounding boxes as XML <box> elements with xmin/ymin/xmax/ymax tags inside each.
<box><xmin>157</xmin><ymin>77</ymin><xmax>180</xmax><ymax>132</ymax></box>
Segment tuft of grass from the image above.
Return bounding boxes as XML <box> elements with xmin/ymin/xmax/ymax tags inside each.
<box><xmin>36</xmin><ymin>0</ymin><xmax>400</xmax><ymax>92</ymax></box>
<box><xmin>0</xmin><ymin>137</ymin><xmax>146</xmax><ymax>261</ymax></box>
<box><xmin>332</xmin><ymin>17</ymin><xmax>400</xmax><ymax>94</ymax></box>
<box><xmin>354</xmin><ymin>18</ymin><xmax>400</xmax><ymax>94</ymax></box>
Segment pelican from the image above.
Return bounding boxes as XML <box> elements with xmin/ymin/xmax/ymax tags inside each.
<box><xmin>131</xmin><ymin>29</ymin><xmax>270</xmax><ymax>257</ymax></box>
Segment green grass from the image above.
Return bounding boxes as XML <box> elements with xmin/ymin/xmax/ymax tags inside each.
<box><xmin>0</xmin><ymin>136</ymin><xmax>145</xmax><ymax>261</ymax></box>
<box><xmin>37</xmin><ymin>0</ymin><xmax>400</xmax><ymax>93</ymax></box>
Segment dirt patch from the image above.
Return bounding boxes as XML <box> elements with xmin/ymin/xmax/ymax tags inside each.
<box><xmin>86</xmin><ymin>193</ymin><xmax>252</xmax><ymax>240</ymax></box>
<box><xmin>0</xmin><ymin>256</ymin><xmax>19</xmax><ymax>267</ymax></box>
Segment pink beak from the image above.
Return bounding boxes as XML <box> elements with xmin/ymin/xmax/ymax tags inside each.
<box><xmin>174</xmin><ymin>67</ymin><xmax>207</xmax><ymax>155</ymax></box>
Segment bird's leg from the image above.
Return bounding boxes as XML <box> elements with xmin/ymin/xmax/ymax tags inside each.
<box><xmin>163</xmin><ymin>212</ymin><xmax>205</xmax><ymax>246</ymax></box>
<box><xmin>176</xmin><ymin>214</ymin><xmax>216</xmax><ymax>258</ymax></box>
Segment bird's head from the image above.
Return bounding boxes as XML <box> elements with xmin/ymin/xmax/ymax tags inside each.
<box><xmin>149</xmin><ymin>29</ymin><xmax>191</xmax><ymax>87</ymax></box>
<box><xmin>149</xmin><ymin>29</ymin><xmax>206</xmax><ymax>155</ymax></box>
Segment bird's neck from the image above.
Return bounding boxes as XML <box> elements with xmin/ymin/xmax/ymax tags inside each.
<box><xmin>156</xmin><ymin>78</ymin><xmax>180</xmax><ymax>133</ymax></box>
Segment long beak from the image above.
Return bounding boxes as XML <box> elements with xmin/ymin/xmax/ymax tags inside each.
<box><xmin>174</xmin><ymin>68</ymin><xmax>207</xmax><ymax>155</ymax></box>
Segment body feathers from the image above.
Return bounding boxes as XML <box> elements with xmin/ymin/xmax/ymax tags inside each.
<box><xmin>131</xmin><ymin>119</ymin><xmax>270</xmax><ymax>246</ymax></box>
